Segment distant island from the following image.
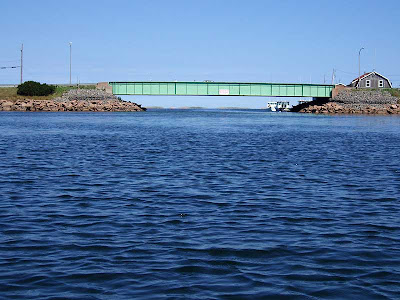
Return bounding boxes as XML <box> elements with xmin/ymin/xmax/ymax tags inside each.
<box><xmin>146</xmin><ymin>106</ymin><xmax>260</xmax><ymax>110</ymax></box>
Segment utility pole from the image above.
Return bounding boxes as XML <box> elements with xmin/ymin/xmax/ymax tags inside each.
<box><xmin>324</xmin><ymin>74</ymin><xmax>326</xmax><ymax>84</ymax></box>
<box><xmin>69</xmin><ymin>42</ymin><xmax>72</xmax><ymax>85</ymax></box>
<box><xmin>358</xmin><ymin>47</ymin><xmax>364</xmax><ymax>88</ymax></box>
<box><xmin>20</xmin><ymin>43</ymin><xmax>23</xmax><ymax>84</ymax></box>
<box><xmin>331</xmin><ymin>69</ymin><xmax>335</xmax><ymax>85</ymax></box>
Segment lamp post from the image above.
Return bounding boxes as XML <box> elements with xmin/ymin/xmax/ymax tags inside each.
<box><xmin>69</xmin><ymin>42</ymin><xmax>72</xmax><ymax>85</ymax></box>
<box><xmin>358</xmin><ymin>47</ymin><xmax>364</xmax><ymax>88</ymax></box>
<box><xmin>20</xmin><ymin>43</ymin><xmax>23</xmax><ymax>84</ymax></box>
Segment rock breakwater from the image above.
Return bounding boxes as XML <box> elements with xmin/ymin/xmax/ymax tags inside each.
<box><xmin>293</xmin><ymin>89</ymin><xmax>400</xmax><ymax>115</ymax></box>
<box><xmin>0</xmin><ymin>89</ymin><xmax>145</xmax><ymax>112</ymax></box>
<box><xmin>298</xmin><ymin>101</ymin><xmax>400</xmax><ymax>115</ymax></box>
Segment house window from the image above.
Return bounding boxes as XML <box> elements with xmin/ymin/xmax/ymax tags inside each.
<box><xmin>366</xmin><ymin>80</ymin><xmax>371</xmax><ymax>88</ymax></box>
<box><xmin>379</xmin><ymin>80</ymin><xmax>384</xmax><ymax>88</ymax></box>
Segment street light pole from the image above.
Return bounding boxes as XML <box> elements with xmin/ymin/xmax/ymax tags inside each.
<box><xmin>20</xmin><ymin>43</ymin><xmax>23</xmax><ymax>84</ymax></box>
<box><xmin>358</xmin><ymin>47</ymin><xmax>364</xmax><ymax>88</ymax></box>
<box><xmin>69</xmin><ymin>42</ymin><xmax>72</xmax><ymax>85</ymax></box>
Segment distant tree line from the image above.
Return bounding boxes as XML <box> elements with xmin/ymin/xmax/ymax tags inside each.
<box><xmin>17</xmin><ymin>81</ymin><xmax>55</xmax><ymax>96</ymax></box>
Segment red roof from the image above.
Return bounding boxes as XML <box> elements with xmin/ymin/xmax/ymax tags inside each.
<box><xmin>351</xmin><ymin>72</ymin><xmax>372</xmax><ymax>83</ymax></box>
<box><xmin>351</xmin><ymin>71</ymin><xmax>392</xmax><ymax>88</ymax></box>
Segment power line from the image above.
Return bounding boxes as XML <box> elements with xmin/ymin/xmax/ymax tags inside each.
<box><xmin>335</xmin><ymin>68</ymin><xmax>400</xmax><ymax>77</ymax></box>
<box><xmin>0</xmin><ymin>66</ymin><xmax>20</xmax><ymax>69</ymax></box>
<box><xmin>335</xmin><ymin>69</ymin><xmax>358</xmax><ymax>75</ymax></box>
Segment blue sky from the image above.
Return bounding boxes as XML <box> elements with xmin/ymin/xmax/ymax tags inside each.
<box><xmin>1</xmin><ymin>0</ymin><xmax>399</xmax><ymax>108</ymax></box>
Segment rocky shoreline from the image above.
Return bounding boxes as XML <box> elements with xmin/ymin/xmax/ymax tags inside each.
<box><xmin>0</xmin><ymin>89</ymin><xmax>145</xmax><ymax>112</ymax></box>
<box><xmin>292</xmin><ymin>89</ymin><xmax>400</xmax><ymax>115</ymax></box>
<box><xmin>295</xmin><ymin>101</ymin><xmax>400</xmax><ymax>115</ymax></box>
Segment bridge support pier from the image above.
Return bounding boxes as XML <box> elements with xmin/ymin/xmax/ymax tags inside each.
<box><xmin>96</xmin><ymin>82</ymin><xmax>113</xmax><ymax>94</ymax></box>
<box><xmin>312</xmin><ymin>97</ymin><xmax>330</xmax><ymax>102</ymax></box>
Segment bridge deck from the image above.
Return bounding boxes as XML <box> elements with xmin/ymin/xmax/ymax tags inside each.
<box><xmin>109</xmin><ymin>81</ymin><xmax>333</xmax><ymax>98</ymax></box>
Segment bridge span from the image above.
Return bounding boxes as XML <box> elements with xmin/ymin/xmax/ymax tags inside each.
<box><xmin>109</xmin><ymin>81</ymin><xmax>334</xmax><ymax>99</ymax></box>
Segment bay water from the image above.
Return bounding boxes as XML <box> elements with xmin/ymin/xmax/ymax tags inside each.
<box><xmin>0</xmin><ymin>110</ymin><xmax>399</xmax><ymax>299</ymax></box>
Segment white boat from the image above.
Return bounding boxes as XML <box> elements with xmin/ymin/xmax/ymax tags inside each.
<box><xmin>266</xmin><ymin>101</ymin><xmax>291</xmax><ymax>112</ymax></box>
<box><xmin>298</xmin><ymin>99</ymin><xmax>311</xmax><ymax>105</ymax></box>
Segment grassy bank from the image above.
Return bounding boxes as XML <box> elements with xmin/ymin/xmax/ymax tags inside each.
<box><xmin>349</xmin><ymin>88</ymin><xmax>400</xmax><ymax>98</ymax></box>
<box><xmin>384</xmin><ymin>88</ymin><xmax>400</xmax><ymax>98</ymax></box>
<box><xmin>0</xmin><ymin>85</ymin><xmax>96</xmax><ymax>100</ymax></box>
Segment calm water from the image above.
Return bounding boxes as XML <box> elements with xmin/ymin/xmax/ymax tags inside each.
<box><xmin>1</xmin><ymin>110</ymin><xmax>400</xmax><ymax>299</ymax></box>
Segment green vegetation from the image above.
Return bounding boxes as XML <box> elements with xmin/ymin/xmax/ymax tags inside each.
<box><xmin>0</xmin><ymin>84</ymin><xmax>96</xmax><ymax>100</ymax></box>
<box><xmin>17</xmin><ymin>81</ymin><xmax>55</xmax><ymax>96</ymax></box>
<box><xmin>349</xmin><ymin>88</ymin><xmax>400</xmax><ymax>98</ymax></box>
<box><xmin>383</xmin><ymin>88</ymin><xmax>400</xmax><ymax>98</ymax></box>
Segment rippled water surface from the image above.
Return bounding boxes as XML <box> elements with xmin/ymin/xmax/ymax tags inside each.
<box><xmin>1</xmin><ymin>110</ymin><xmax>400</xmax><ymax>299</ymax></box>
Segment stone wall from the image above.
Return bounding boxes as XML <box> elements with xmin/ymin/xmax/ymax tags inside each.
<box><xmin>96</xmin><ymin>82</ymin><xmax>112</xmax><ymax>94</ymax></box>
<box><xmin>54</xmin><ymin>89</ymin><xmax>118</xmax><ymax>102</ymax></box>
<box><xmin>331</xmin><ymin>85</ymin><xmax>348</xmax><ymax>99</ymax></box>
<box><xmin>334</xmin><ymin>89</ymin><xmax>398</xmax><ymax>105</ymax></box>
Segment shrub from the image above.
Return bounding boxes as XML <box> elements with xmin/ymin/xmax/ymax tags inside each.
<box><xmin>17</xmin><ymin>81</ymin><xmax>56</xmax><ymax>96</ymax></box>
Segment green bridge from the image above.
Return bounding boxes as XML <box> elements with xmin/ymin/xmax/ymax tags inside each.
<box><xmin>109</xmin><ymin>81</ymin><xmax>334</xmax><ymax>98</ymax></box>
